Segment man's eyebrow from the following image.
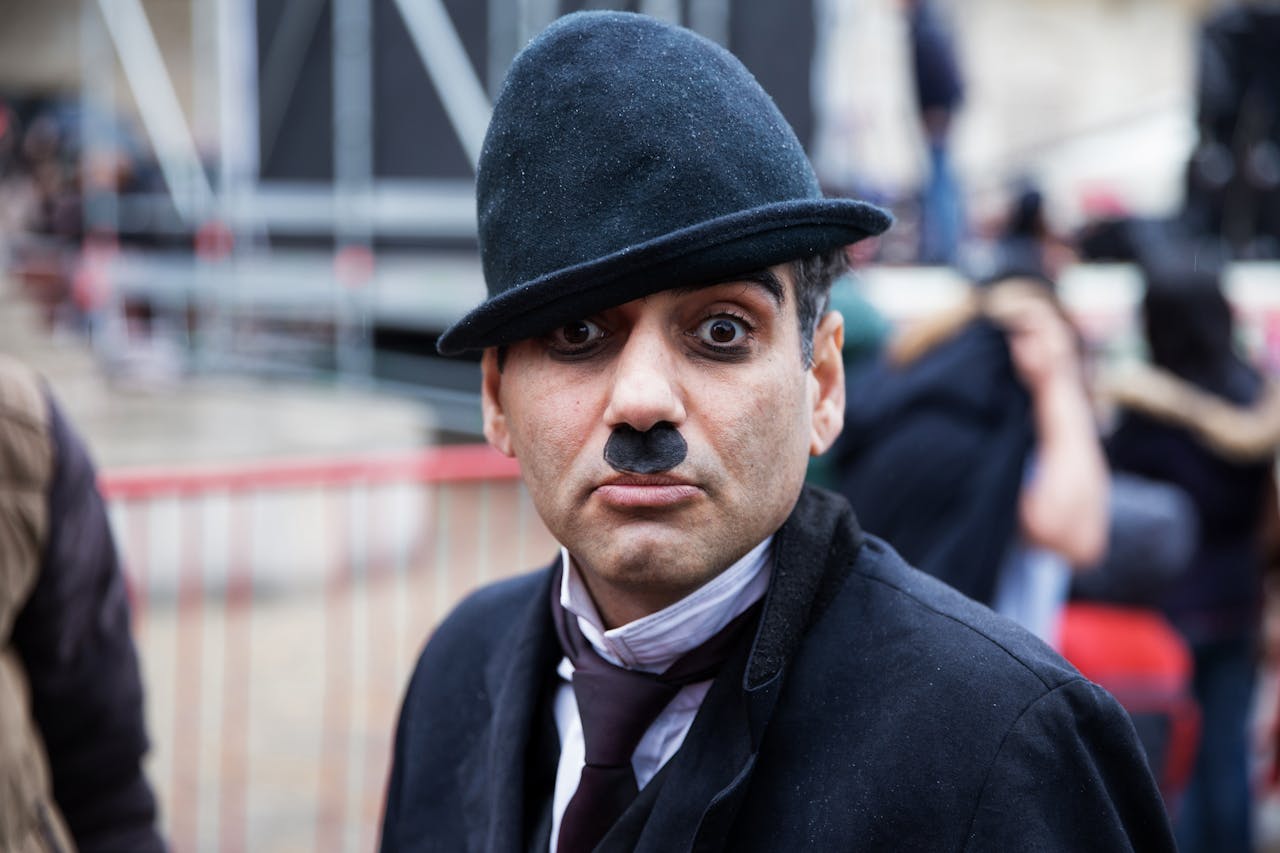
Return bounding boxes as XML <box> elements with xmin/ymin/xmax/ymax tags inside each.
<box><xmin>673</xmin><ymin>269</ymin><xmax>785</xmax><ymax>305</ymax></box>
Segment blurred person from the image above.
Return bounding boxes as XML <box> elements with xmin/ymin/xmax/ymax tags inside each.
<box><xmin>1103</xmin><ymin>263</ymin><xmax>1280</xmax><ymax>853</ymax></box>
<box><xmin>1184</xmin><ymin>3</ymin><xmax>1280</xmax><ymax>259</ymax></box>
<box><xmin>0</xmin><ymin>352</ymin><xmax>165</xmax><ymax>851</ymax></box>
<box><xmin>0</xmin><ymin>101</ymin><xmax>32</xmax><ymax>255</ymax></box>
<box><xmin>834</xmin><ymin>187</ymin><xmax>1107</xmax><ymax>626</ymax></box>
<box><xmin>904</xmin><ymin>0</ymin><xmax>966</xmax><ymax>265</ymax></box>
<box><xmin>1058</xmin><ymin>470</ymin><xmax>1202</xmax><ymax>806</ymax></box>
<box><xmin>832</xmin><ymin>218</ymin><xmax>1206</xmax><ymax>800</ymax></box>
<box><xmin>987</xmin><ymin>195</ymin><xmax>1106</xmax><ymax>643</ymax></box>
<box><xmin>0</xmin><ymin>104</ymin><xmax>43</xmax><ymax>244</ymax></box>
<box><xmin>982</xmin><ymin>184</ymin><xmax>1077</xmax><ymax>286</ymax></box>
<box><xmin>380</xmin><ymin>12</ymin><xmax>1171</xmax><ymax>852</ymax></box>
<box><xmin>20</xmin><ymin>112</ymin><xmax>81</xmax><ymax>244</ymax></box>
<box><xmin>984</xmin><ymin>278</ymin><xmax>1109</xmax><ymax>642</ymax></box>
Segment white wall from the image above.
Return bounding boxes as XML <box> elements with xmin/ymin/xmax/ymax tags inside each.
<box><xmin>815</xmin><ymin>0</ymin><xmax>1219</xmax><ymax>228</ymax></box>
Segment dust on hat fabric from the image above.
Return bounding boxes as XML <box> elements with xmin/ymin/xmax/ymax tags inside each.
<box><xmin>436</xmin><ymin>10</ymin><xmax>892</xmax><ymax>355</ymax></box>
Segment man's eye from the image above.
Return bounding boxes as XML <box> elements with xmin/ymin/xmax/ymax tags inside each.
<box><xmin>695</xmin><ymin>316</ymin><xmax>748</xmax><ymax>346</ymax></box>
<box><xmin>550</xmin><ymin>319</ymin><xmax>605</xmax><ymax>348</ymax></box>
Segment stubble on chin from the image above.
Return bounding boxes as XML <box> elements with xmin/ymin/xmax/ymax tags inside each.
<box><xmin>579</xmin><ymin>516</ymin><xmax>755</xmax><ymax>597</ymax></box>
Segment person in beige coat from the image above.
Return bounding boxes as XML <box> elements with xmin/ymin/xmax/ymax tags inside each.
<box><xmin>0</xmin><ymin>354</ymin><xmax>163</xmax><ymax>852</ymax></box>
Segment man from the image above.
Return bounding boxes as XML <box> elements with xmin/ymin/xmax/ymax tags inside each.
<box><xmin>381</xmin><ymin>12</ymin><xmax>1172</xmax><ymax>851</ymax></box>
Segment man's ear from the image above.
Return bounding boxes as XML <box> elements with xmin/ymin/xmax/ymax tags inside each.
<box><xmin>809</xmin><ymin>311</ymin><xmax>846</xmax><ymax>456</ymax></box>
<box><xmin>480</xmin><ymin>348</ymin><xmax>514</xmax><ymax>456</ymax></box>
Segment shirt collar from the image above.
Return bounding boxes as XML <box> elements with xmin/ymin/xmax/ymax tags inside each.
<box><xmin>559</xmin><ymin>536</ymin><xmax>773</xmax><ymax>673</ymax></box>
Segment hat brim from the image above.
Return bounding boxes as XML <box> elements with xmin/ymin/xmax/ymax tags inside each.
<box><xmin>436</xmin><ymin>197</ymin><xmax>892</xmax><ymax>355</ymax></box>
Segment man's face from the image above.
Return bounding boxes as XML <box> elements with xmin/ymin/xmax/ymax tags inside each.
<box><xmin>481</xmin><ymin>264</ymin><xmax>845</xmax><ymax>626</ymax></box>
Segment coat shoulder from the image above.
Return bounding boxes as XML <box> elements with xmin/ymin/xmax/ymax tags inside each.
<box><xmin>845</xmin><ymin>534</ymin><xmax>1082</xmax><ymax>691</ymax></box>
<box><xmin>741</xmin><ymin>533</ymin><xmax>1173</xmax><ymax>850</ymax></box>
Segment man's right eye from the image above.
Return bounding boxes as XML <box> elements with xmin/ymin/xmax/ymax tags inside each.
<box><xmin>549</xmin><ymin>319</ymin><xmax>606</xmax><ymax>349</ymax></box>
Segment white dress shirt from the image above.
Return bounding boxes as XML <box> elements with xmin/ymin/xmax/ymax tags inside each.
<box><xmin>549</xmin><ymin>538</ymin><xmax>773</xmax><ymax>851</ymax></box>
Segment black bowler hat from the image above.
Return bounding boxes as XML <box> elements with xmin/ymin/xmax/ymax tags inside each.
<box><xmin>436</xmin><ymin>11</ymin><xmax>892</xmax><ymax>355</ymax></box>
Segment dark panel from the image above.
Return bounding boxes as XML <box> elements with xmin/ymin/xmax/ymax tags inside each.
<box><xmin>372</xmin><ymin>0</ymin><xmax>486</xmax><ymax>178</ymax></box>
<box><xmin>257</xmin><ymin>0</ymin><xmax>815</xmax><ymax>179</ymax></box>
<box><xmin>257</xmin><ymin>0</ymin><xmax>334</xmax><ymax>180</ymax></box>
<box><xmin>730</xmin><ymin>1</ymin><xmax>814</xmax><ymax>149</ymax></box>
<box><xmin>447</xmin><ymin>0</ymin><xmax>490</xmax><ymax>76</ymax></box>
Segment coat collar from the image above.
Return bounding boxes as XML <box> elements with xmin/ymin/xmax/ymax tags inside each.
<box><xmin>746</xmin><ymin>486</ymin><xmax>864</xmax><ymax>691</ymax></box>
<box><xmin>457</xmin><ymin>568</ymin><xmax>562</xmax><ymax>853</ymax></box>
<box><xmin>455</xmin><ymin>486</ymin><xmax>864</xmax><ymax>852</ymax></box>
<box><xmin>633</xmin><ymin>486</ymin><xmax>864</xmax><ymax>852</ymax></box>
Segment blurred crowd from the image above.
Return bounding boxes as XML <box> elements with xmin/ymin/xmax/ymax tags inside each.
<box><xmin>822</xmin><ymin>221</ymin><xmax>1280</xmax><ymax>851</ymax></box>
<box><xmin>0</xmin><ymin>99</ymin><xmax>83</xmax><ymax>249</ymax></box>
<box><xmin>809</xmin><ymin>5</ymin><xmax>1280</xmax><ymax>850</ymax></box>
<box><xmin>0</xmin><ymin>93</ymin><xmax>174</xmax><ymax>334</ymax></box>
<box><xmin>900</xmin><ymin>0</ymin><xmax>1280</xmax><ymax>274</ymax></box>
<box><xmin>815</xmin><ymin>8</ymin><xmax>1280</xmax><ymax>849</ymax></box>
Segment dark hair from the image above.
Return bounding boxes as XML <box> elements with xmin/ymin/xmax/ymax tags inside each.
<box><xmin>791</xmin><ymin>248</ymin><xmax>850</xmax><ymax>366</ymax></box>
<box><xmin>1142</xmin><ymin>266</ymin><xmax>1258</xmax><ymax>403</ymax></box>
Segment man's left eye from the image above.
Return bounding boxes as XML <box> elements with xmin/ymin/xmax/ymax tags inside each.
<box><xmin>695</xmin><ymin>316</ymin><xmax>748</xmax><ymax>346</ymax></box>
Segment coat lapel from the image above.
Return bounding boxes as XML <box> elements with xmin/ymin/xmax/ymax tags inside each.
<box><xmin>630</xmin><ymin>487</ymin><xmax>865</xmax><ymax>853</ymax></box>
<box><xmin>453</xmin><ymin>489</ymin><xmax>863</xmax><ymax>852</ymax></box>
<box><xmin>457</xmin><ymin>564</ymin><xmax>562</xmax><ymax>853</ymax></box>
<box><xmin>624</xmin><ymin>640</ymin><xmax>759</xmax><ymax>853</ymax></box>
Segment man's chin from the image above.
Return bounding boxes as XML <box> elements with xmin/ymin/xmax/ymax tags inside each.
<box><xmin>574</xmin><ymin>531</ymin><xmax>706</xmax><ymax>583</ymax></box>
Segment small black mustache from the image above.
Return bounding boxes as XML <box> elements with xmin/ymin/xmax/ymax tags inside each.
<box><xmin>603</xmin><ymin>424</ymin><xmax>687</xmax><ymax>474</ymax></box>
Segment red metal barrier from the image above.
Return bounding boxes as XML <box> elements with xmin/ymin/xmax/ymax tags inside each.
<box><xmin>100</xmin><ymin>444</ymin><xmax>523</xmax><ymax>498</ymax></box>
<box><xmin>101</xmin><ymin>445</ymin><xmax>555</xmax><ymax>853</ymax></box>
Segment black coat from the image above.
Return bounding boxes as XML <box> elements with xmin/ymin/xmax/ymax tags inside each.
<box><xmin>1108</xmin><ymin>403</ymin><xmax>1273</xmax><ymax>642</ymax></box>
<box><xmin>380</xmin><ymin>487</ymin><xmax>1172</xmax><ymax>852</ymax></box>
<box><xmin>834</xmin><ymin>320</ymin><xmax>1033</xmax><ymax>605</ymax></box>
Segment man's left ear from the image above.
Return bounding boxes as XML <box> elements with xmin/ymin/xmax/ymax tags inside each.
<box><xmin>809</xmin><ymin>310</ymin><xmax>845</xmax><ymax>456</ymax></box>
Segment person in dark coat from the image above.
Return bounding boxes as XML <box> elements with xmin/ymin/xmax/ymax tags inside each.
<box><xmin>1105</xmin><ymin>264</ymin><xmax>1277</xmax><ymax>853</ymax></box>
<box><xmin>833</xmin><ymin>302</ymin><xmax>1033</xmax><ymax>605</ymax></box>
<box><xmin>905</xmin><ymin>0</ymin><xmax>966</xmax><ymax>264</ymax></box>
<box><xmin>833</xmin><ymin>273</ymin><xmax>1108</xmax><ymax>613</ymax></box>
<box><xmin>379</xmin><ymin>12</ymin><xmax>1171</xmax><ymax>852</ymax></box>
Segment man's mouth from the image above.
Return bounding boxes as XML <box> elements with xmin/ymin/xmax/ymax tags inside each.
<box><xmin>592</xmin><ymin>474</ymin><xmax>701</xmax><ymax>508</ymax></box>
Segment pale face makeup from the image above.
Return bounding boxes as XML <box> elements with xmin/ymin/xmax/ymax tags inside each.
<box><xmin>481</xmin><ymin>265</ymin><xmax>846</xmax><ymax>627</ymax></box>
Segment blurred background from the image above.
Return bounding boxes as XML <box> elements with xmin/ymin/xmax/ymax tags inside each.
<box><xmin>0</xmin><ymin>0</ymin><xmax>1278</xmax><ymax>850</ymax></box>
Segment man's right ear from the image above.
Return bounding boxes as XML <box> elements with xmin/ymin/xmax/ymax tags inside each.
<box><xmin>480</xmin><ymin>348</ymin><xmax>514</xmax><ymax>456</ymax></box>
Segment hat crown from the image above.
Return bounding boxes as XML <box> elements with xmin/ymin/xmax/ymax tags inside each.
<box><xmin>437</xmin><ymin>10</ymin><xmax>890</xmax><ymax>354</ymax></box>
<box><xmin>476</xmin><ymin>11</ymin><xmax>821</xmax><ymax>298</ymax></box>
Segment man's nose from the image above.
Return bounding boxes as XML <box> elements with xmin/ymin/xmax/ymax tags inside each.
<box><xmin>602</xmin><ymin>329</ymin><xmax>686</xmax><ymax>432</ymax></box>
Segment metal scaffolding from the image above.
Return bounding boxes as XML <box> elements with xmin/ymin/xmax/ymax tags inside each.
<box><xmin>68</xmin><ymin>0</ymin><xmax>793</xmax><ymax>434</ymax></box>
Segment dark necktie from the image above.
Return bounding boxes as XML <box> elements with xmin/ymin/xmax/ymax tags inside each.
<box><xmin>551</xmin><ymin>567</ymin><xmax>762</xmax><ymax>853</ymax></box>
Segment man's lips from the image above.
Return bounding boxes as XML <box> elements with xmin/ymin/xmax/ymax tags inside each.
<box><xmin>592</xmin><ymin>475</ymin><xmax>701</xmax><ymax>508</ymax></box>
